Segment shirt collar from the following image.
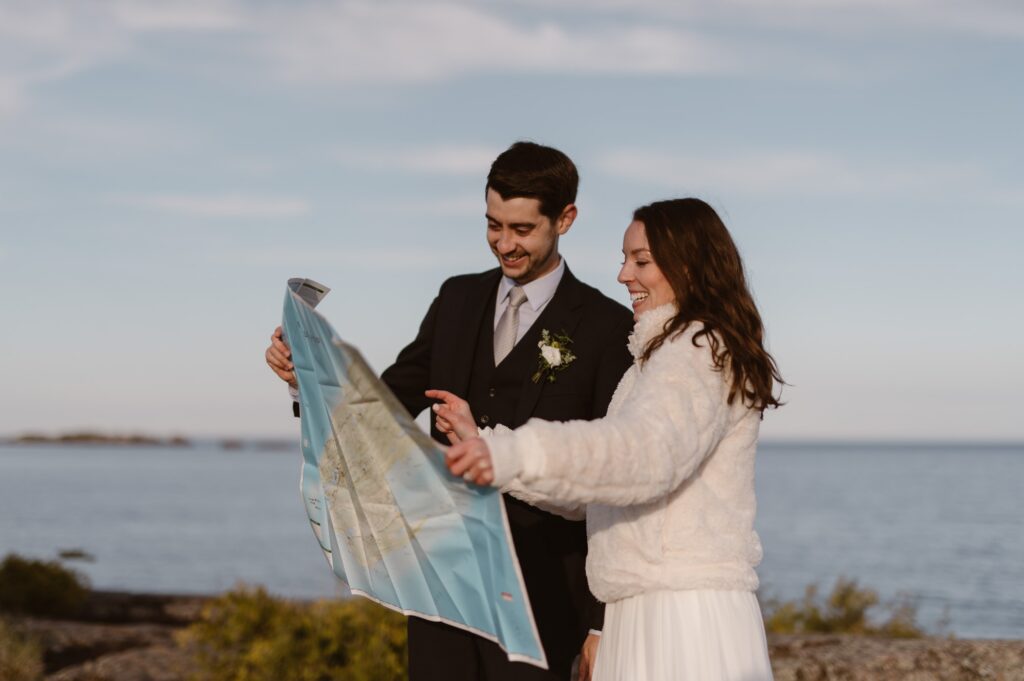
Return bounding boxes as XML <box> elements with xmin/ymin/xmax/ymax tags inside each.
<box><xmin>497</xmin><ymin>257</ymin><xmax>566</xmax><ymax>312</ymax></box>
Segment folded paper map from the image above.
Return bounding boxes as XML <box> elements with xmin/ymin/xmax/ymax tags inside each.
<box><xmin>282</xmin><ymin>279</ymin><xmax>546</xmax><ymax>669</ymax></box>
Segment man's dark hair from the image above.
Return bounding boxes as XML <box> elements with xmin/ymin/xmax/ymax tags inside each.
<box><xmin>486</xmin><ymin>141</ymin><xmax>578</xmax><ymax>221</ymax></box>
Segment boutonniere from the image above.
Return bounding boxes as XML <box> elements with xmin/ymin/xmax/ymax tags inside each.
<box><xmin>532</xmin><ymin>329</ymin><xmax>577</xmax><ymax>383</ymax></box>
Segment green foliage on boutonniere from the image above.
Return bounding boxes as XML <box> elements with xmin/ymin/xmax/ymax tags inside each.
<box><xmin>532</xmin><ymin>329</ymin><xmax>577</xmax><ymax>383</ymax></box>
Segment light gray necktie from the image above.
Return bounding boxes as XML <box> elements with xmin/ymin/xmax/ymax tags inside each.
<box><xmin>494</xmin><ymin>286</ymin><xmax>528</xmax><ymax>364</ymax></box>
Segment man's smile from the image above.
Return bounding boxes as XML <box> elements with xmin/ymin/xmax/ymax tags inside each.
<box><xmin>501</xmin><ymin>253</ymin><xmax>527</xmax><ymax>265</ymax></box>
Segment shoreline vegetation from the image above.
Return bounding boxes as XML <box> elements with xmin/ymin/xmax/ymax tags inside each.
<box><xmin>2</xmin><ymin>554</ymin><xmax>1023</xmax><ymax>681</ymax></box>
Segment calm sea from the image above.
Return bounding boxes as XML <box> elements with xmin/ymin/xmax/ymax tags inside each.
<box><xmin>0</xmin><ymin>441</ymin><xmax>1020</xmax><ymax>639</ymax></box>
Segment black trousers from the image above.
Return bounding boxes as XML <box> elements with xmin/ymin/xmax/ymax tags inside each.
<box><xmin>407</xmin><ymin>616</ymin><xmax>568</xmax><ymax>681</ymax></box>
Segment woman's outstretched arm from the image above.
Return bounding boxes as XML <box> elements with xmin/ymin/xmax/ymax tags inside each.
<box><xmin>447</xmin><ymin>330</ymin><xmax>737</xmax><ymax>508</ymax></box>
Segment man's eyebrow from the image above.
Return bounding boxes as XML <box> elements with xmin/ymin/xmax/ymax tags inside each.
<box><xmin>485</xmin><ymin>214</ymin><xmax>538</xmax><ymax>229</ymax></box>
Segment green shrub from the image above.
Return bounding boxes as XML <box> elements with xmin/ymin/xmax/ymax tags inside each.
<box><xmin>762</xmin><ymin>576</ymin><xmax>925</xmax><ymax>637</ymax></box>
<box><xmin>0</xmin><ymin>554</ymin><xmax>89</xmax><ymax>618</ymax></box>
<box><xmin>179</xmin><ymin>585</ymin><xmax>407</xmax><ymax>681</ymax></box>
<box><xmin>0</xmin><ymin>618</ymin><xmax>43</xmax><ymax>681</ymax></box>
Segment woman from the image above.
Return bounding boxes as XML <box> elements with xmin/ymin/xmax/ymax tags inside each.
<box><xmin>431</xmin><ymin>198</ymin><xmax>783</xmax><ymax>680</ymax></box>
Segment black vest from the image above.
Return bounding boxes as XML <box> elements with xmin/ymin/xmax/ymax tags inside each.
<box><xmin>463</xmin><ymin>290</ymin><xmax>592</xmax><ymax>669</ymax></box>
<box><xmin>465</xmin><ymin>292</ymin><xmax>542</xmax><ymax>432</ymax></box>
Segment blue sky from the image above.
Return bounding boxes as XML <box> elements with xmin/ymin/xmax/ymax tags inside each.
<box><xmin>1</xmin><ymin>0</ymin><xmax>1021</xmax><ymax>441</ymax></box>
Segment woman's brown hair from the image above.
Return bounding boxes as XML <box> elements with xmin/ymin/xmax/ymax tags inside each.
<box><xmin>634</xmin><ymin>198</ymin><xmax>783</xmax><ymax>411</ymax></box>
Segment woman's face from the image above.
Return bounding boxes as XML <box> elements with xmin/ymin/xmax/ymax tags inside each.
<box><xmin>617</xmin><ymin>220</ymin><xmax>676</xmax><ymax>321</ymax></box>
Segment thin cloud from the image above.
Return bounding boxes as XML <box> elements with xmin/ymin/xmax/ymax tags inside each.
<box><xmin>0</xmin><ymin>78</ymin><xmax>22</xmax><ymax>117</ymax></box>
<box><xmin>107</xmin><ymin>0</ymin><xmax>242</xmax><ymax>31</ymax></box>
<box><xmin>506</xmin><ymin>0</ymin><xmax>1024</xmax><ymax>39</ymax></box>
<box><xmin>207</xmin><ymin>245</ymin><xmax>484</xmax><ymax>271</ymax></box>
<box><xmin>395</xmin><ymin>197</ymin><xmax>485</xmax><ymax>217</ymax></box>
<box><xmin>336</xmin><ymin>145</ymin><xmax>500</xmax><ymax>176</ymax></box>
<box><xmin>595</xmin><ymin>149</ymin><xmax>986</xmax><ymax>198</ymax></box>
<box><xmin>256</xmin><ymin>3</ymin><xmax>732</xmax><ymax>84</ymax></box>
<box><xmin>1</xmin><ymin>0</ymin><xmax>1020</xmax><ymax>117</ymax></box>
<box><xmin>0</xmin><ymin>4</ymin><xmax>123</xmax><ymax>118</ymax></box>
<box><xmin>0</xmin><ymin>0</ymin><xmax>236</xmax><ymax>119</ymax></box>
<box><xmin>0</xmin><ymin>0</ymin><xmax>730</xmax><ymax>114</ymax></box>
<box><xmin>111</xmin><ymin>194</ymin><xmax>311</xmax><ymax>219</ymax></box>
<box><xmin>0</xmin><ymin>113</ymin><xmax>195</xmax><ymax>155</ymax></box>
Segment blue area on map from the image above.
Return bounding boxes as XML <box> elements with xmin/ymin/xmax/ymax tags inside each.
<box><xmin>282</xmin><ymin>283</ymin><xmax>546</xmax><ymax>669</ymax></box>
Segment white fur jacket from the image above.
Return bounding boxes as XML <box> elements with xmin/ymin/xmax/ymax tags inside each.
<box><xmin>485</xmin><ymin>303</ymin><xmax>764</xmax><ymax>603</ymax></box>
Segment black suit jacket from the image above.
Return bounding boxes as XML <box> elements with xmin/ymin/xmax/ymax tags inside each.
<box><xmin>380</xmin><ymin>266</ymin><xmax>634</xmax><ymax>667</ymax></box>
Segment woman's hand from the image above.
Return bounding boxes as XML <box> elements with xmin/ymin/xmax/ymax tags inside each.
<box><xmin>445</xmin><ymin>437</ymin><xmax>495</xmax><ymax>486</ymax></box>
<box><xmin>425</xmin><ymin>389</ymin><xmax>478</xmax><ymax>444</ymax></box>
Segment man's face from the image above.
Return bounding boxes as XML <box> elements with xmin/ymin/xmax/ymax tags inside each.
<box><xmin>485</xmin><ymin>188</ymin><xmax>575</xmax><ymax>284</ymax></box>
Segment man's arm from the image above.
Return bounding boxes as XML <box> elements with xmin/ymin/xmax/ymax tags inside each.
<box><xmin>380</xmin><ymin>292</ymin><xmax>442</xmax><ymax>420</ymax></box>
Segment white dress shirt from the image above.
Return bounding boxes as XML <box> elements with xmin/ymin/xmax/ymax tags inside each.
<box><xmin>493</xmin><ymin>257</ymin><xmax>565</xmax><ymax>344</ymax></box>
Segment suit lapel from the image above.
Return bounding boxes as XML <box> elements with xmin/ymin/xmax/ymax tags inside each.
<box><xmin>448</xmin><ymin>270</ymin><xmax>501</xmax><ymax>397</ymax></box>
<box><xmin>513</xmin><ymin>267</ymin><xmax>586</xmax><ymax>427</ymax></box>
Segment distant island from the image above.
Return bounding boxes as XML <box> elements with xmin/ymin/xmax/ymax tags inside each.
<box><xmin>6</xmin><ymin>431</ymin><xmax>192</xmax><ymax>447</ymax></box>
<box><xmin>1</xmin><ymin>432</ymin><xmax>301</xmax><ymax>451</ymax></box>
<box><xmin>219</xmin><ymin>438</ymin><xmax>296</xmax><ymax>452</ymax></box>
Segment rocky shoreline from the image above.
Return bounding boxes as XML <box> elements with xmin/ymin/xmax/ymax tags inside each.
<box><xmin>11</xmin><ymin>591</ymin><xmax>1024</xmax><ymax>681</ymax></box>
<box><xmin>10</xmin><ymin>591</ymin><xmax>205</xmax><ymax>681</ymax></box>
<box><xmin>770</xmin><ymin>634</ymin><xmax>1024</xmax><ymax>680</ymax></box>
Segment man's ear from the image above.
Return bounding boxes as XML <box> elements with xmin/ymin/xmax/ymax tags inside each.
<box><xmin>556</xmin><ymin>204</ymin><xmax>577</xmax><ymax>235</ymax></box>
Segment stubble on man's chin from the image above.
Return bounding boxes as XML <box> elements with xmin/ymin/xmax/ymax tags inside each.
<box><xmin>520</xmin><ymin>255</ymin><xmax>560</xmax><ymax>285</ymax></box>
<box><xmin>508</xmin><ymin>264</ymin><xmax>539</xmax><ymax>285</ymax></box>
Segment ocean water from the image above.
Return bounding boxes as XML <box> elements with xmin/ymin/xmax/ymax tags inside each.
<box><xmin>755</xmin><ymin>441</ymin><xmax>1024</xmax><ymax>639</ymax></box>
<box><xmin>0</xmin><ymin>441</ymin><xmax>1021</xmax><ymax>639</ymax></box>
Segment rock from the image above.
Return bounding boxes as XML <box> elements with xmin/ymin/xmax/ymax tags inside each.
<box><xmin>46</xmin><ymin>645</ymin><xmax>196</xmax><ymax>681</ymax></box>
<box><xmin>36</xmin><ymin>633</ymin><xmax>1024</xmax><ymax>681</ymax></box>
<box><xmin>17</xmin><ymin>619</ymin><xmax>175</xmax><ymax>673</ymax></box>
<box><xmin>14</xmin><ymin>591</ymin><xmax>1024</xmax><ymax>681</ymax></box>
<box><xmin>769</xmin><ymin>635</ymin><xmax>1024</xmax><ymax>681</ymax></box>
<box><xmin>78</xmin><ymin>591</ymin><xmax>207</xmax><ymax>626</ymax></box>
<box><xmin>8</xmin><ymin>591</ymin><xmax>214</xmax><ymax>681</ymax></box>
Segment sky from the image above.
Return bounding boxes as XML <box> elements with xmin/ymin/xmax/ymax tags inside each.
<box><xmin>1</xmin><ymin>0</ymin><xmax>1022</xmax><ymax>441</ymax></box>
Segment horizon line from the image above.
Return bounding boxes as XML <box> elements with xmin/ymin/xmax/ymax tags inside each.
<box><xmin>2</xmin><ymin>432</ymin><xmax>1022</xmax><ymax>449</ymax></box>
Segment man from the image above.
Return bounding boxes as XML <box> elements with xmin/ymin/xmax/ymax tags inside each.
<box><xmin>265</xmin><ymin>141</ymin><xmax>634</xmax><ymax>681</ymax></box>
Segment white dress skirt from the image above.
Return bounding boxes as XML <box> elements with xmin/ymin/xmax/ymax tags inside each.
<box><xmin>592</xmin><ymin>590</ymin><xmax>773</xmax><ymax>681</ymax></box>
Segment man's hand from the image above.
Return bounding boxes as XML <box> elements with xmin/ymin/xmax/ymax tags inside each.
<box><xmin>265</xmin><ymin>326</ymin><xmax>297</xmax><ymax>388</ymax></box>
<box><xmin>444</xmin><ymin>437</ymin><xmax>495</xmax><ymax>486</ymax></box>
<box><xmin>577</xmin><ymin>633</ymin><xmax>600</xmax><ymax>681</ymax></box>
<box><xmin>425</xmin><ymin>389</ymin><xmax>478</xmax><ymax>444</ymax></box>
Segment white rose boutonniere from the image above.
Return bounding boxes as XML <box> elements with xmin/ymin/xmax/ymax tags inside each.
<box><xmin>532</xmin><ymin>329</ymin><xmax>576</xmax><ymax>383</ymax></box>
<box><xmin>540</xmin><ymin>345</ymin><xmax>562</xmax><ymax>367</ymax></box>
